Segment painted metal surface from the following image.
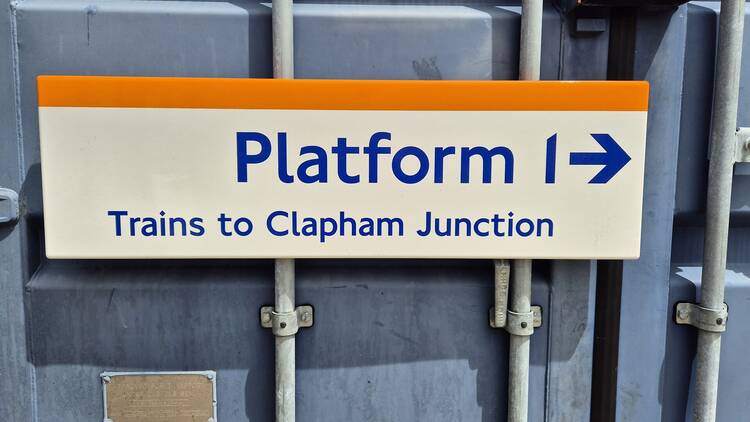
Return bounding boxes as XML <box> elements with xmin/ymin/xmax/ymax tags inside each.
<box><xmin>666</xmin><ymin>229</ymin><xmax>750</xmax><ymax>422</ymax></box>
<box><xmin>615</xmin><ymin>5</ymin><xmax>688</xmax><ymax>422</ymax></box>
<box><xmin>0</xmin><ymin>1</ymin><xmax>599</xmax><ymax>422</ymax></box>
<box><xmin>674</xmin><ymin>2</ymin><xmax>750</xmax><ymax>217</ymax></box>
<box><xmin>27</xmin><ymin>260</ymin><xmax>555</xmax><ymax>421</ymax></box>
<box><xmin>617</xmin><ymin>3</ymin><xmax>750</xmax><ymax>422</ymax></box>
<box><xmin>0</xmin><ymin>1</ymin><xmax>32</xmax><ymax>421</ymax></box>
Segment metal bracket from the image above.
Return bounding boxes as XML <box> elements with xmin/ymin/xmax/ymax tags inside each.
<box><xmin>493</xmin><ymin>260</ymin><xmax>511</xmax><ymax>328</ymax></box>
<box><xmin>0</xmin><ymin>188</ymin><xmax>19</xmax><ymax>224</ymax></box>
<box><xmin>260</xmin><ymin>305</ymin><xmax>313</xmax><ymax>336</ymax></box>
<box><xmin>490</xmin><ymin>305</ymin><xmax>543</xmax><ymax>336</ymax></box>
<box><xmin>736</xmin><ymin>128</ymin><xmax>750</xmax><ymax>163</ymax></box>
<box><xmin>675</xmin><ymin>302</ymin><xmax>728</xmax><ymax>333</ymax></box>
<box><xmin>575</xmin><ymin>18</ymin><xmax>607</xmax><ymax>34</ymax></box>
<box><xmin>489</xmin><ymin>260</ymin><xmax>542</xmax><ymax>336</ymax></box>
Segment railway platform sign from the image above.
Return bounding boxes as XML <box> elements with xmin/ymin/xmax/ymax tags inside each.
<box><xmin>38</xmin><ymin>76</ymin><xmax>648</xmax><ymax>259</ymax></box>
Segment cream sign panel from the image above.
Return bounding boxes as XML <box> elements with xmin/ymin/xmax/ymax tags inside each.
<box><xmin>38</xmin><ymin>77</ymin><xmax>649</xmax><ymax>259</ymax></box>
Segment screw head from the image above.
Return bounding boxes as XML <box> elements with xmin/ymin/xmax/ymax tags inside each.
<box><xmin>521</xmin><ymin>322</ymin><xmax>528</xmax><ymax>329</ymax></box>
<box><xmin>677</xmin><ymin>309</ymin><xmax>688</xmax><ymax>320</ymax></box>
<box><xmin>102</xmin><ymin>376</ymin><xmax>111</xmax><ymax>384</ymax></box>
<box><xmin>716</xmin><ymin>318</ymin><xmax>724</xmax><ymax>325</ymax></box>
<box><xmin>280</xmin><ymin>322</ymin><xmax>287</xmax><ymax>329</ymax></box>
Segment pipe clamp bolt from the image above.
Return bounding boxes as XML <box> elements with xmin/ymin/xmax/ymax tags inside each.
<box><xmin>260</xmin><ymin>305</ymin><xmax>314</xmax><ymax>336</ymax></box>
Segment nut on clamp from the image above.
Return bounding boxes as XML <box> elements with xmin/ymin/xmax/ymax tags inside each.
<box><xmin>260</xmin><ymin>305</ymin><xmax>314</xmax><ymax>336</ymax></box>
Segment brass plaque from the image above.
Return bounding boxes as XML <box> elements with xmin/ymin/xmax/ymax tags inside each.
<box><xmin>103</xmin><ymin>372</ymin><xmax>215</xmax><ymax>422</ymax></box>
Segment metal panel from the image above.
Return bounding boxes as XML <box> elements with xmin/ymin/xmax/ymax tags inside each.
<box><xmin>28</xmin><ymin>260</ymin><xmax>550</xmax><ymax>421</ymax></box>
<box><xmin>293</xmin><ymin>4</ymin><xmax>560</xmax><ymax>81</ymax></box>
<box><xmin>8</xmin><ymin>2</ymin><xmax>260</xmax><ymax>421</ymax></box>
<box><xmin>545</xmin><ymin>260</ymin><xmax>597</xmax><ymax>422</ymax></box>
<box><xmin>0</xmin><ymin>1</ymin><xmax>32</xmax><ymax>421</ymax></box>
<box><xmin>14</xmin><ymin>0</ymin><xmax>260</xmax><ymax>217</ymax></box>
<box><xmin>662</xmin><ymin>4</ymin><xmax>750</xmax><ymax>422</ymax></box>
<box><xmin>665</xmin><ymin>228</ymin><xmax>750</xmax><ymax>422</ymax></box>
<box><xmin>5</xmin><ymin>2</ymin><xmax>599</xmax><ymax>421</ymax></box>
<box><xmin>674</xmin><ymin>2</ymin><xmax>750</xmax><ymax>217</ymax></box>
<box><xmin>544</xmin><ymin>7</ymin><xmax>609</xmax><ymax>417</ymax></box>
<box><xmin>294</xmin><ymin>4</ymin><xmax>510</xmax><ymax>80</ymax></box>
<box><xmin>616</xmin><ymin>5</ymin><xmax>688</xmax><ymax>422</ymax></box>
<box><xmin>618</xmin><ymin>3</ymin><xmax>750</xmax><ymax>422</ymax></box>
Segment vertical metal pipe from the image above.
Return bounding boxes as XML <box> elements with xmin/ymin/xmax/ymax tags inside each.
<box><xmin>694</xmin><ymin>1</ymin><xmax>744</xmax><ymax>420</ymax></box>
<box><xmin>508</xmin><ymin>259</ymin><xmax>533</xmax><ymax>422</ymax></box>
<box><xmin>507</xmin><ymin>1</ymin><xmax>542</xmax><ymax>421</ymax></box>
<box><xmin>272</xmin><ymin>0</ymin><xmax>294</xmax><ymax>79</ymax></box>
<box><xmin>272</xmin><ymin>1</ymin><xmax>295</xmax><ymax>421</ymax></box>
<box><xmin>275</xmin><ymin>259</ymin><xmax>296</xmax><ymax>422</ymax></box>
<box><xmin>519</xmin><ymin>0</ymin><xmax>543</xmax><ymax>81</ymax></box>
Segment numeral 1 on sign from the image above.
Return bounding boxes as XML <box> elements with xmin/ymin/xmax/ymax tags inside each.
<box><xmin>545</xmin><ymin>134</ymin><xmax>557</xmax><ymax>184</ymax></box>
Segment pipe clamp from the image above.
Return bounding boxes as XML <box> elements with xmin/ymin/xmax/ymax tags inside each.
<box><xmin>0</xmin><ymin>188</ymin><xmax>19</xmax><ymax>224</ymax></box>
<box><xmin>675</xmin><ymin>302</ymin><xmax>728</xmax><ymax>333</ymax></box>
<box><xmin>490</xmin><ymin>305</ymin><xmax>542</xmax><ymax>336</ymax></box>
<box><xmin>260</xmin><ymin>305</ymin><xmax>313</xmax><ymax>336</ymax></box>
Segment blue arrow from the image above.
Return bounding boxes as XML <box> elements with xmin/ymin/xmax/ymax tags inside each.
<box><xmin>569</xmin><ymin>133</ymin><xmax>631</xmax><ymax>184</ymax></box>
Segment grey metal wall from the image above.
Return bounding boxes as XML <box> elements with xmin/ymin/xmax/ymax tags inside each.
<box><xmin>0</xmin><ymin>1</ymin><xmax>602</xmax><ymax>421</ymax></box>
<box><xmin>616</xmin><ymin>3</ymin><xmax>750</xmax><ymax>422</ymax></box>
<box><xmin>0</xmin><ymin>0</ymin><xmax>31</xmax><ymax>421</ymax></box>
<box><xmin>615</xmin><ymin>5</ymin><xmax>688</xmax><ymax>421</ymax></box>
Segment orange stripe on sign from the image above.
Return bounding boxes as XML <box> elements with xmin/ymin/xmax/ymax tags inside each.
<box><xmin>37</xmin><ymin>76</ymin><xmax>649</xmax><ymax>111</ymax></box>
